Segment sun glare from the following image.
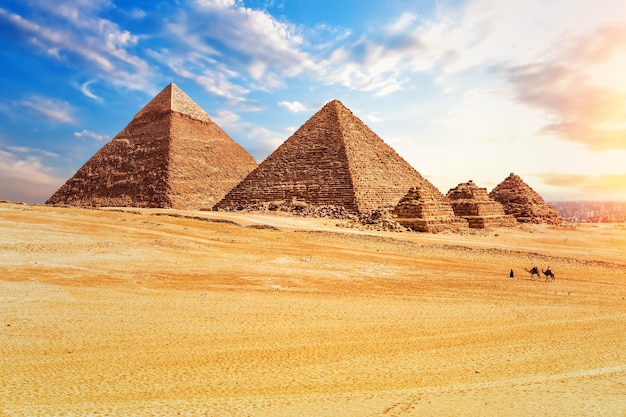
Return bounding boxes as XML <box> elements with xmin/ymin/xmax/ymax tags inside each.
<box><xmin>588</xmin><ymin>51</ymin><xmax>626</xmax><ymax>93</ymax></box>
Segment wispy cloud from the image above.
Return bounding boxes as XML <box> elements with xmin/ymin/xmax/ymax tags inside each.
<box><xmin>319</xmin><ymin>0</ymin><xmax>626</xmax><ymax>149</ymax></box>
<box><xmin>0</xmin><ymin>1</ymin><xmax>152</xmax><ymax>92</ymax></box>
<box><xmin>539</xmin><ymin>172</ymin><xmax>626</xmax><ymax>196</ymax></box>
<box><xmin>504</xmin><ymin>24</ymin><xmax>626</xmax><ymax>151</ymax></box>
<box><xmin>210</xmin><ymin>109</ymin><xmax>241</xmax><ymax>129</ymax></box>
<box><xmin>153</xmin><ymin>49</ymin><xmax>250</xmax><ymax>103</ymax></box>
<box><xmin>80</xmin><ymin>80</ymin><xmax>101</xmax><ymax>100</ymax></box>
<box><xmin>16</xmin><ymin>96</ymin><xmax>76</xmax><ymax>124</ymax></box>
<box><xmin>278</xmin><ymin>100</ymin><xmax>309</xmax><ymax>112</ymax></box>
<box><xmin>387</xmin><ymin>11</ymin><xmax>419</xmax><ymax>33</ymax></box>
<box><xmin>159</xmin><ymin>0</ymin><xmax>315</xmax><ymax>102</ymax></box>
<box><xmin>314</xmin><ymin>10</ymin><xmax>438</xmax><ymax>96</ymax></box>
<box><xmin>128</xmin><ymin>7</ymin><xmax>147</xmax><ymax>19</ymax></box>
<box><xmin>74</xmin><ymin>129</ymin><xmax>110</xmax><ymax>141</ymax></box>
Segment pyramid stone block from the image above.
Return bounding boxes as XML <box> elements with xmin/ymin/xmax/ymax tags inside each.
<box><xmin>215</xmin><ymin>99</ymin><xmax>441</xmax><ymax>215</ymax></box>
<box><xmin>393</xmin><ymin>186</ymin><xmax>469</xmax><ymax>233</ymax></box>
<box><xmin>46</xmin><ymin>83</ymin><xmax>257</xmax><ymax>209</ymax></box>
<box><xmin>446</xmin><ymin>180</ymin><xmax>517</xmax><ymax>228</ymax></box>
<box><xmin>489</xmin><ymin>173</ymin><xmax>562</xmax><ymax>225</ymax></box>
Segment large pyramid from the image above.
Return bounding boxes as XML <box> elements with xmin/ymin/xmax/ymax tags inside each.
<box><xmin>489</xmin><ymin>173</ymin><xmax>562</xmax><ymax>225</ymax></box>
<box><xmin>214</xmin><ymin>99</ymin><xmax>442</xmax><ymax>214</ymax></box>
<box><xmin>47</xmin><ymin>83</ymin><xmax>257</xmax><ymax>209</ymax></box>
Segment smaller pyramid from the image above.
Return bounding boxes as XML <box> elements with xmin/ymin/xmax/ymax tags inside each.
<box><xmin>489</xmin><ymin>173</ymin><xmax>562</xmax><ymax>225</ymax></box>
<box><xmin>393</xmin><ymin>185</ymin><xmax>469</xmax><ymax>233</ymax></box>
<box><xmin>215</xmin><ymin>99</ymin><xmax>441</xmax><ymax>215</ymax></box>
<box><xmin>47</xmin><ymin>83</ymin><xmax>257</xmax><ymax>209</ymax></box>
<box><xmin>446</xmin><ymin>180</ymin><xmax>517</xmax><ymax>228</ymax></box>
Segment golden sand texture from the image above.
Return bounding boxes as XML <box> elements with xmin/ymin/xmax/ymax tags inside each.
<box><xmin>1</xmin><ymin>202</ymin><xmax>625</xmax><ymax>416</ymax></box>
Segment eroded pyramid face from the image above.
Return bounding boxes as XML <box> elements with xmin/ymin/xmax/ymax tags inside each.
<box><xmin>46</xmin><ymin>83</ymin><xmax>257</xmax><ymax>209</ymax></box>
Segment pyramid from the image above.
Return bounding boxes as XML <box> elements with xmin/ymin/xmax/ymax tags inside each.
<box><xmin>446</xmin><ymin>180</ymin><xmax>517</xmax><ymax>228</ymax></box>
<box><xmin>489</xmin><ymin>173</ymin><xmax>562</xmax><ymax>225</ymax></box>
<box><xmin>214</xmin><ymin>99</ymin><xmax>441</xmax><ymax>214</ymax></box>
<box><xmin>46</xmin><ymin>83</ymin><xmax>257</xmax><ymax>209</ymax></box>
<box><xmin>393</xmin><ymin>185</ymin><xmax>469</xmax><ymax>232</ymax></box>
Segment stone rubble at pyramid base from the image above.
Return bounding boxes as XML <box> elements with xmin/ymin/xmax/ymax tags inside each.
<box><xmin>459</xmin><ymin>215</ymin><xmax>518</xmax><ymax>228</ymax></box>
<box><xmin>394</xmin><ymin>217</ymin><xmax>470</xmax><ymax>233</ymax></box>
<box><xmin>215</xmin><ymin>199</ymin><xmax>357</xmax><ymax>219</ymax></box>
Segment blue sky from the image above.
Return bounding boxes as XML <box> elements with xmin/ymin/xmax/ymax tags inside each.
<box><xmin>1</xmin><ymin>0</ymin><xmax>625</xmax><ymax>204</ymax></box>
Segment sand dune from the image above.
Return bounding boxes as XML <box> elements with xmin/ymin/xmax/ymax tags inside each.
<box><xmin>1</xmin><ymin>202</ymin><xmax>625</xmax><ymax>416</ymax></box>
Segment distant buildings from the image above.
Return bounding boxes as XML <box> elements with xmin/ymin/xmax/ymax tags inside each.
<box><xmin>550</xmin><ymin>201</ymin><xmax>626</xmax><ymax>223</ymax></box>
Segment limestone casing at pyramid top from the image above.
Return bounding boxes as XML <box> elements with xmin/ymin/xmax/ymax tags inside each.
<box><xmin>131</xmin><ymin>83</ymin><xmax>212</xmax><ymax>124</ymax></box>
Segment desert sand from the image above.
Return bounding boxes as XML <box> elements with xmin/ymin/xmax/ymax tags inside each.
<box><xmin>1</xmin><ymin>202</ymin><xmax>625</xmax><ymax>416</ymax></box>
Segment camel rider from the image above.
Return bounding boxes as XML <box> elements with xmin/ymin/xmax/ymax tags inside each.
<box><xmin>546</xmin><ymin>266</ymin><xmax>551</xmax><ymax>274</ymax></box>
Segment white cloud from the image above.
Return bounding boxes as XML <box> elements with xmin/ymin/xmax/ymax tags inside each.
<box><xmin>195</xmin><ymin>0</ymin><xmax>240</xmax><ymax>9</ymax></box>
<box><xmin>128</xmin><ymin>7</ymin><xmax>146</xmax><ymax>19</ymax></box>
<box><xmin>16</xmin><ymin>96</ymin><xmax>76</xmax><ymax>124</ymax></box>
<box><xmin>0</xmin><ymin>2</ymin><xmax>152</xmax><ymax>92</ymax></box>
<box><xmin>161</xmin><ymin>1</ymin><xmax>315</xmax><ymax>100</ymax></box>
<box><xmin>278</xmin><ymin>101</ymin><xmax>308</xmax><ymax>112</ymax></box>
<box><xmin>362</xmin><ymin>112</ymin><xmax>383</xmax><ymax>123</ymax></box>
<box><xmin>74</xmin><ymin>129</ymin><xmax>110</xmax><ymax>141</ymax></box>
<box><xmin>387</xmin><ymin>11</ymin><xmax>418</xmax><ymax>32</ymax></box>
<box><xmin>80</xmin><ymin>80</ymin><xmax>101</xmax><ymax>100</ymax></box>
<box><xmin>210</xmin><ymin>109</ymin><xmax>240</xmax><ymax>129</ymax></box>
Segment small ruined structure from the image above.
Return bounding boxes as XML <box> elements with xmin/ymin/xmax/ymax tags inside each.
<box><xmin>446</xmin><ymin>180</ymin><xmax>517</xmax><ymax>228</ymax></box>
<box><xmin>214</xmin><ymin>99</ymin><xmax>441</xmax><ymax>215</ymax></box>
<box><xmin>47</xmin><ymin>83</ymin><xmax>257</xmax><ymax>209</ymax></box>
<box><xmin>489</xmin><ymin>173</ymin><xmax>562</xmax><ymax>224</ymax></box>
<box><xmin>393</xmin><ymin>185</ymin><xmax>469</xmax><ymax>232</ymax></box>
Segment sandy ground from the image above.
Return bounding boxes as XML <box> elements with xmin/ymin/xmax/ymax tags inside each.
<box><xmin>1</xmin><ymin>202</ymin><xmax>626</xmax><ymax>416</ymax></box>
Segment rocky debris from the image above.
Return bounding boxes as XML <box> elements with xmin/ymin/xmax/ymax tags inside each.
<box><xmin>226</xmin><ymin>199</ymin><xmax>357</xmax><ymax>220</ymax></box>
<box><xmin>214</xmin><ymin>99</ymin><xmax>442</xmax><ymax>215</ymax></box>
<box><xmin>446</xmin><ymin>180</ymin><xmax>517</xmax><ymax>228</ymax></box>
<box><xmin>46</xmin><ymin>83</ymin><xmax>257</xmax><ymax>210</ymax></box>
<box><xmin>489</xmin><ymin>173</ymin><xmax>562</xmax><ymax>225</ymax></box>
<box><xmin>215</xmin><ymin>199</ymin><xmax>406</xmax><ymax>232</ymax></box>
<box><xmin>345</xmin><ymin>209</ymin><xmax>408</xmax><ymax>232</ymax></box>
<box><xmin>393</xmin><ymin>186</ymin><xmax>469</xmax><ymax>233</ymax></box>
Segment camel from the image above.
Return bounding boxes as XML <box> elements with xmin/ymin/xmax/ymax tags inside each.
<box><xmin>543</xmin><ymin>268</ymin><xmax>555</xmax><ymax>282</ymax></box>
<box><xmin>524</xmin><ymin>266</ymin><xmax>540</xmax><ymax>280</ymax></box>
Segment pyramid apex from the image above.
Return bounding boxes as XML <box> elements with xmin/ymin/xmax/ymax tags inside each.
<box><xmin>319</xmin><ymin>99</ymin><xmax>348</xmax><ymax>111</ymax></box>
<box><xmin>133</xmin><ymin>83</ymin><xmax>211</xmax><ymax>123</ymax></box>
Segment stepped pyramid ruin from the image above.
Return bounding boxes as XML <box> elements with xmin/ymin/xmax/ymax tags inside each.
<box><xmin>489</xmin><ymin>173</ymin><xmax>562</xmax><ymax>224</ymax></box>
<box><xmin>214</xmin><ymin>99</ymin><xmax>441</xmax><ymax>215</ymax></box>
<box><xmin>446</xmin><ymin>180</ymin><xmax>517</xmax><ymax>228</ymax></box>
<box><xmin>393</xmin><ymin>185</ymin><xmax>469</xmax><ymax>232</ymax></box>
<box><xmin>47</xmin><ymin>83</ymin><xmax>257</xmax><ymax>209</ymax></box>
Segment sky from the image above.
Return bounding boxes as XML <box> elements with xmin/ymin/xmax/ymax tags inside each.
<box><xmin>1</xmin><ymin>0</ymin><xmax>625</xmax><ymax>204</ymax></box>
